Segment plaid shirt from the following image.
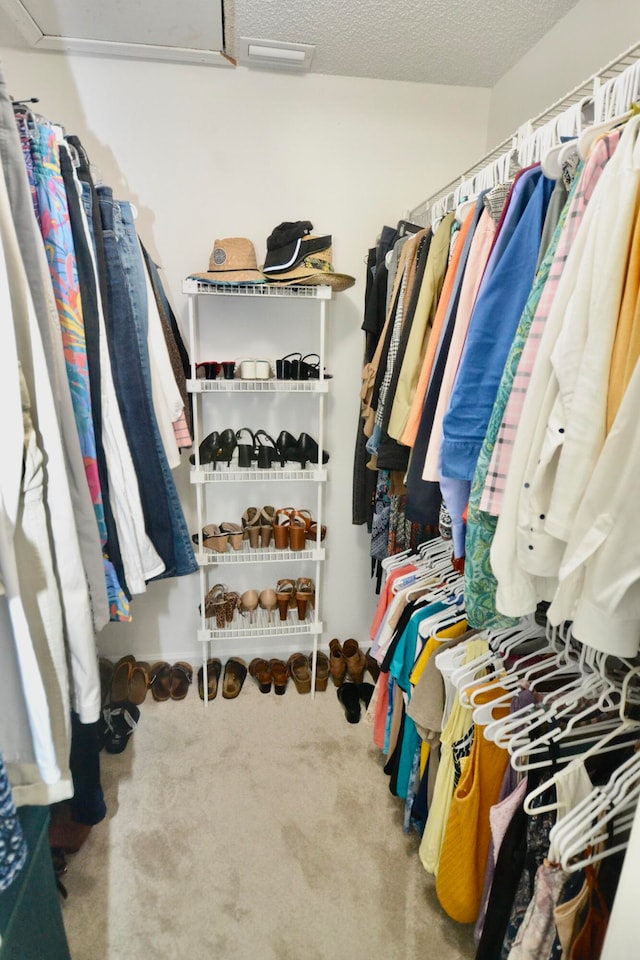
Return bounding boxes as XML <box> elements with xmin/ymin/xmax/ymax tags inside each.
<box><xmin>479</xmin><ymin>133</ymin><xmax>620</xmax><ymax>515</ymax></box>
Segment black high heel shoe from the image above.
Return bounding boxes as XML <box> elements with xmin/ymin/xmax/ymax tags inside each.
<box><xmin>275</xmin><ymin>430</ymin><xmax>297</xmax><ymax>468</ymax></box>
<box><xmin>278</xmin><ymin>433</ymin><xmax>329</xmax><ymax>470</ymax></box>
<box><xmin>236</xmin><ymin>428</ymin><xmax>256</xmax><ymax>468</ymax></box>
<box><xmin>216</xmin><ymin>428</ymin><xmax>237</xmax><ymax>467</ymax></box>
<box><xmin>254</xmin><ymin>430</ymin><xmax>278</xmax><ymax>469</ymax></box>
<box><xmin>276</xmin><ymin>353</ymin><xmax>301</xmax><ymax>380</ymax></box>
<box><xmin>189</xmin><ymin>430</ymin><xmax>221</xmax><ymax>466</ymax></box>
<box><xmin>291</xmin><ymin>353</ymin><xmax>319</xmax><ymax>380</ymax></box>
<box><xmin>301</xmin><ymin>353</ymin><xmax>332</xmax><ymax>379</ymax></box>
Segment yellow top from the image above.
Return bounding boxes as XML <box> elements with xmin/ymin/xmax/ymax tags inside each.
<box><xmin>436</xmin><ymin>683</ymin><xmax>511</xmax><ymax>924</ymax></box>
<box><xmin>418</xmin><ymin>638</ymin><xmax>488</xmax><ymax>875</ymax></box>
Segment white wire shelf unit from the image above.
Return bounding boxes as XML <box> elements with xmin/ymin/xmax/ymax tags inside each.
<box><xmin>186</xmin><ymin>280</ymin><xmax>330</xmax><ymax>704</ymax></box>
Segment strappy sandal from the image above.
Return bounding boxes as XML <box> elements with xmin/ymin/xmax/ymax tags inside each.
<box><xmin>201</xmin><ymin>524</ymin><xmax>229</xmax><ymax>553</ymax></box>
<box><xmin>295</xmin><ymin>578</ymin><xmax>315</xmax><ymax>621</ymax></box>
<box><xmin>236</xmin><ymin>428</ymin><xmax>256</xmax><ymax>468</ymax></box>
<box><xmin>149</xmin><ymin>661</ymin><xmax>172</xmax><ymax>701</ymax></box>
<box><xmin>219</xmin><ymin>521</ymin><xmax>243</xmax><ymax>550</ymax></box>
<box><xmin>222</xmin><ymin>658</ymin><xmax>247</xmax><ymax>699</ymax></box>
<box><xmin>276</xmin><ymin>578</ymin><xmax>296</xmax><ymax>620</ymax></box>
<box><xmin>198</xmin><ymin>659</ymin><xmax>221</xmax><ymax>701</ymax></box>
<box><xmin>273</xmin><ymin>507</ymin><xmax>294</xmax><ymax>548</ymax></box>
<box><xmin>289</xmin><ymin>513</ymin><xmax>308</xmax><ymax>551</ymax></box>
<box><xmin>169</xmin><ymin>662</ymin><xmax>193</xmax><ymax>700</ymax></box>
<box><xmin>242</xmin><ymin>506</ymin><xmax>261</xmax><ymax>548</ymax></box>
<box><xmin>224</xmin><ymin>591</ymin><xmax>240</xmax><ymax>624</ymax></box>
<box><xmin>260</xmin><ymin>505</ymin><xmax>276</xmax><ymax>548</ymax></box>
<box><xmin>204</xmin><ymin>583</ymin><xmax>228</xmax><ymax>629</ymax></box>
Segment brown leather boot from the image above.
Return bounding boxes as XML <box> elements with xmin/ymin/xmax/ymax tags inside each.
<box><xmin>329</xmin><ymin>638</ymin><xmax>347</xmax><ymax>687</ymax></box>
<box><xmin>342</xmin><ymin>638</ymin><xmax>366</xmax><ymax>684</ymax></box>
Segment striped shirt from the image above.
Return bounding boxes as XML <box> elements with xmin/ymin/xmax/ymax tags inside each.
<box><xmin>479</xmin><ymin>133</ymin><xmax>620</xmax><ymax>515</ymax></box>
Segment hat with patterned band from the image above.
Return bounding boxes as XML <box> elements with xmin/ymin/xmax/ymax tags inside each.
<box><xmin>263</xmin><ymin>221</ymin><xmax>333</xmax><ymax>276</ymax></box>
<box><xmin>264</xmin><ymin>245</ymin><xmax>355</xmax><ymax>292</ymax></box>
<box><xmin>189</xmin><ymin>237</ymin><xmax>265</xmax><ymax>284</ymax></box>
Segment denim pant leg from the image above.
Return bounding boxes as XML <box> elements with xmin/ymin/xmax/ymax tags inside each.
<box><xmin>97</xmin><ymin>189</ymin><xmax>177</xmax><ymax>575</ymax></box>
<box><xmin>112</xmin><ymin>198</ymin><xmax>196</xmax><ymax>578</ymax></box>
<box><xmin>58</xmin><ymin>147</ymin><xmax>129</xmax><ymax>599</ymax></box>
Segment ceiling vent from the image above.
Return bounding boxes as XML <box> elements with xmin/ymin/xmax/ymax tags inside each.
<box><xmin>237</xmin><ymin>37</ymin><xmax>315</xmax><ymax>71</ymax></box>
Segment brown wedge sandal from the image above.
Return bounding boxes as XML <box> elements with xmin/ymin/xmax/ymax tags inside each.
<box><xmin>249</xmin><ymin>658</ymin><xmax>272</xmax><ymax>693</ymax></box>
<box><xmin>276</xmin><ymin>578</ymin><xmax>296</xmax><ymax>620</ymax></box>
<box><xmin>287</xmin><ymin>653</ymin><xmax>311</xmax><ymax>694</ymax></box>
<box><xmin>309</xmin><ymin>651</ymin><xmax>330</xmax><ymax>692</ymax></box>
<box><xmin>269</xmin><ymin>658</ymin><xmax>289</xmax><ymax>695</ymax></box>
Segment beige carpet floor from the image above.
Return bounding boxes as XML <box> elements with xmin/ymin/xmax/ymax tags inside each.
<box><xmin>61</xmin><ymin>679</ymin><xmax>476</xmax><ymax>960</ymax></box>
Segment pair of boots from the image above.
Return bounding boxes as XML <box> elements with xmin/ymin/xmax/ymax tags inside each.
<box><xmin>329</xmin><ymin>638</ymin><xmax>379</xmax><ymax>687</ymax></box>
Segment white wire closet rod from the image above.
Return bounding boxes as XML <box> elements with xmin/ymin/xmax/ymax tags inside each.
<box><xmin>409</xmin><ymin>39</ymin><xmax>640</xmax><ymax>225</ymax></box>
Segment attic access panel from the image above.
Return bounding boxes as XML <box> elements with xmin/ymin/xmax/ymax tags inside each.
<box><xmin>0</xmin><ymin>0</ymin><xmax>230</xmax><ymax>65</ymax></box>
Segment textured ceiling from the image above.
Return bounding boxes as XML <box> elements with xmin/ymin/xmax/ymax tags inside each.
<box><xmin>230</xmin><ymin>0</ymin><xmax>581</xmax><ymax>86</ymax></box>
<box><xmin>0</xmin><ymin>0</ymin><xmax>582</xmax><ymax>87</ymax></box>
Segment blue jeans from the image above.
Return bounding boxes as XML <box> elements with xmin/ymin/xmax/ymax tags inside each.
<box><xmin>97</xmin><ymin>187</ymin><xmax>196</xmax><ymax>578</ymax></box>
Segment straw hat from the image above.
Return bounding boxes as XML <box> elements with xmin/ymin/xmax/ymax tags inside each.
<box><xmin>264</xmin><ymin>245</ymin><xmax>355</xmax><ymax>292</ymax></box>
<box><xmin>188</xmin><ymin>238</ymin><xmax>265</xmax><ymax>284</ymax></box>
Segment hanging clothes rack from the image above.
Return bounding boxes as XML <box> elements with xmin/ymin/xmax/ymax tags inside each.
<box><xmin>408</xmin><ymin>39</ymin><xmax>640</xmax><ymax>226</ymax></box>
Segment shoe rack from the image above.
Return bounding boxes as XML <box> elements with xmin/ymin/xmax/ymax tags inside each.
<box><xmin>184</xmin><ymin>279</ymin><xmax>331</xmax><ymax>705</ymax></box>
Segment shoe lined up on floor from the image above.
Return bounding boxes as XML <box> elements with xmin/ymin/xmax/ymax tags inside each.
<box><xmin>248</xmin><ymin>651</ymin><xmax>330</xmax><ymax>695</ymax></box>
<box><xmin>146</xmin><ymin>661</ymin><xmax>193</xmax><ymax>701</ymax></box>
<box><xmin>190</xmin><ymin>428</ymin><xmax>329</xmax><ymax>471</ymax></box>
<box><xmin>102</xmin><ymin>651</ymin><xmax>335</xmax><ymax>705</ymax></box>
<box><xmin>337</xmin><ymin>682</ymin><xmax>375</xmax><ymax>724</ymax></box>
<box><xmin>100</xmin><ymin>654</ymin><xmax>150</xmax><ymax>707</ymax></box>
<box><xmin>97</xmin><ymin>654</ymin><xmax>152</xmax><ymax>754</ymax></box>
<box><xmin>328</xmin><ymin>639</ymin><xmax>380</xmax><ymax>687</ymax></box>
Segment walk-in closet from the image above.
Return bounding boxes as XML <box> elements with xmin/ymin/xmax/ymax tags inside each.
<box><xmin>1</xmin><ymin>1</ymin><xmax>640</xmax><ymax>958</ymax></box>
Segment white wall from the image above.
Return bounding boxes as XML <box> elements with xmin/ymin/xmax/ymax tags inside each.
<box><xmin>0</xmin><ymin>47</ymin><xmax>490</xmax><ymax>663</ymax></box>
<box><xmin>488</xmin><ymin>0</ymin><xmax>640</xmax><ymax>146</ymax></box>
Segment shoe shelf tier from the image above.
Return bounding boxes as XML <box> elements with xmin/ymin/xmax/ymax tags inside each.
<box><xmin>198</xmin><ymin>621</ymin><xmax>323</xmax><ymax>643</ymax></box>
<box><xmin>196</xmin><ymin>546</ymin><xmax>325</xmax><ymax>566</ymax></box>
<box><xmin>188</xmin><ymin>379</ymin><xmax>329</xmax><ymax>394</ymax></box>
<box><xmin>190</xmin><ymin>466</ymin><xmax>327</xmax><ymax>483</ymax></box>
<box><xmin>183</xmin><ymin>278</ymin><xmax>332</xmax><ymax>299</ymax></box>
<box><xmin>186</xmin><ymin>280</ymin><xmax>330</xmax><ymax>704</ymax></box>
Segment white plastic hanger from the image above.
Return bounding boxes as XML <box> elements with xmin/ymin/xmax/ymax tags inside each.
<box><xmin>381</xmin><ymin>548</ymin><xmax>412</xmax><ymax>572</ymax></box>
<box><xmin>516</xmin><ymin>663</ymin><xmax>640</xmax><ymax>777</ymax></box>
